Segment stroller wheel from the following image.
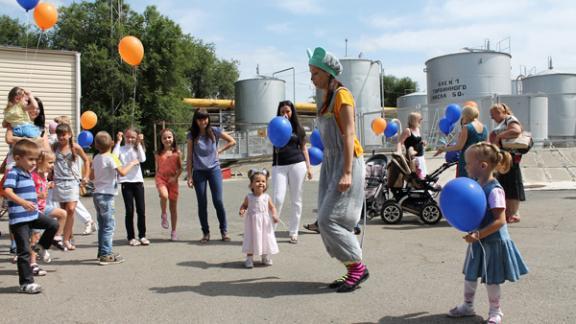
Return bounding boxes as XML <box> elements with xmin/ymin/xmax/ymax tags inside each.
<box><xmin>420</xmin><ymin>202</ymin><xmax>442</xmax><ymax>224</ymax></box>
<box><xmin>380</xmin><ymin>200</ymin><xmax>403</xmax><ymax>224</ymax></box>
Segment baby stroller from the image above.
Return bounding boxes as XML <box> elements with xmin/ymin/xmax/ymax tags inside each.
<box><xmin>380</xmin><ymin>152</ymin><xmax>456</xmax><ymax>224</ymax></box>
<box><xmin>364</xmin><ymin>154</ymin><xmax>389</xmax><ymax>219</ymax></box>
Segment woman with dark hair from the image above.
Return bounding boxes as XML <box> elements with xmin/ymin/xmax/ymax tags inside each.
<box><xmin>272</xmin><ymin>100</ymin><xmax>312</xmax><ymax>244</ymax></box>
<box><xmin>186</xmin><ymin>109</ymin><xmax>236</xmax><ymax>243</ymax></box>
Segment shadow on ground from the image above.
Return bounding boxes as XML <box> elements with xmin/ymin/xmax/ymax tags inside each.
<box><xmin>150</xmin><ymin>277</ymin><xmax>334</xmax><ymax>298</ymax></box>
<box><xmin>354</xmin><ymin>312</ymin><xmax>484</xmax><ymax>323</ymax></box>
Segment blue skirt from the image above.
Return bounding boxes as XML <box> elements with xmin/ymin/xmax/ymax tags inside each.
<box><xmin>463</xmin><ymin>228</ymin><xmax>528</xmax><ymax>284</ymax></box>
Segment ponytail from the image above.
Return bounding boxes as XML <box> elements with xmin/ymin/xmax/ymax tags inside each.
<box><xmin>496</xmin><ymin>150</ymin><xmax>512</xmax><ymax>174</ymax></box>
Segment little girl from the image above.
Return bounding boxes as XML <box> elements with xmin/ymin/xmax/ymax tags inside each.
<box><xmin>448</xmin><ymin>142</ymin><xmax>528</xmax><ymax>324</ymax></box>
<box><xmin>52</xmin><ymin>123</ymin><xmax>91</xmax><ymax>250</ymax></box>
<box><xmin>154</xmin><ymin>129</ymin><xmax>182</xmax><ymax>241</ymax></box>
<box><xmin>3</xmin><ymin>87</ymin><xmax>41</xmax><ymax>139</ymax></box>
<box><xmin>238</xmin><ymin>169</ymin><xmax>279</xmax><ymax>268</ymax></box>
<box><xmin>114</xmin><ymin>129</ymin><xmax>148</xmax><ymax>246</ymax></box>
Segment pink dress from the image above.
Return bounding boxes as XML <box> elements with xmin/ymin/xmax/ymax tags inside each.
<box><xmin>242</xmin><ymin>193</ymin><xmax>279</xmax><ymax>256</ymax></box>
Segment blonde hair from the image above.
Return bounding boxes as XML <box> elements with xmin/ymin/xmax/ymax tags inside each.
<box><xmin>38</xmin><ymin>150</ymin><xmax>55</xmax><ymax>169</ymax></box>
<box><xmin>490</xmin><ymin>103</ymin><xmax>513</xmax><ymax>116</ymax></box>
<box><xmin>54</xmin><ymin>115</ymin><xmax>71</xmax><ymax>125</ymax></box>
<box><xmin>407</xmin><ymin>112</ymin><xmax>422</xmax><ymax>129</ymax></box>
<box><xmin>94</xmin><ymin>131</ymin><xmax>113</xmax><ymax>153</ymax></box>
<box><xmin>5</xmin><ymin>87</ymin><xmax>25</xmax><ymax>111</ymax></box>
<box><xmin>467</xmin><ymin>142</ymin><xmax>511</xmax><ymax>174</ymax></box>
<box><xmin>13</xmin><ymin>139</ymin><xmax>39</xmax><ymax>158</ymax></box>
<box><xmin>461</xmin><ymin>105</ymin><xmax>479</xmax><ymax>123</ymax></box>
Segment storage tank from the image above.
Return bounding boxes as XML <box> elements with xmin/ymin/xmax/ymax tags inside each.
<box><xmin>337</xmin><ymin>59</ymin><xmax>383</xmax><ymax>148</ymax></box>
<box><xmin>397</xmin><ymin>92</ymin><xmax>427</xmax><ymax>135</ymax></box>
<box><xmin>499</xmin><ymin>95</ymin><xmax>548</xmax><ymax>143</ymax></box>
<box><xmin>234</xmin><ymin>77</ymin><xmax>286</xmax><ymax>131</ymax></box>
<box><xmin>521</xmin><ymin>71</ymin><xmax>576</xmax><ymax>138</ymax></box>
<box><xmin>426</xmin><ymin>51</ymin><xmax>511</xmax><ymax>130</ymax></box>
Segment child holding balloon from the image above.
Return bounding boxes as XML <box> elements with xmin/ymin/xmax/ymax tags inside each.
<box><xmin>447</xmin><ymin>142</ymin><xmax>528</xmax><ymax>324</ymax></box>
<box><xmin>52</xmin><ymin>123</ymin><xmax>91</xmax><ymax>251</ymax></box>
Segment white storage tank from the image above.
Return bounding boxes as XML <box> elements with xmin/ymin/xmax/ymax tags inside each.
<box><xmin>397</xmin><ymin>92</ymin><xmax>427</xmax><ymax>135</ymax></box>
<box><xmin>337</xmin><ymin>59</ymin><xmax>383</xmax><ymax>148</ymax></box>
<box><xmin>234</xmin><ymin>77</ymin><xmax>286</xmax><ymax>131</ymax></box>
<box><xmin>499</xmin><ymin>95</ymin><xmax>548</xmax><ymax>143</ymax></box>
<box><xmin>521</xmin><ymin>71</ymin><xmax>576</xmax><ymax>139</ymax></box>
<box><xmin>426</xmin><ymin>51</ymin><xmax>512</xmax><ymax>105</ymax></box>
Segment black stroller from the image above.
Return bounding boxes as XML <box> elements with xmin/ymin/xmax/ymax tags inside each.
<box><xmin>379</xmin><ymin>152</ymin><xmax>456</xmax><ymax>224</ymax></box>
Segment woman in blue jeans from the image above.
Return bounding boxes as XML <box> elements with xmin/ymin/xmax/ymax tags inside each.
<box><xmin>186</xmin><ymin>109</ymin><xmax>236</xmax><ymax>243</ymax></box>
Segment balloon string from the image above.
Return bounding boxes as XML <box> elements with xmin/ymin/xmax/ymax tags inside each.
<box><xmin>131</xmin><ymin>67</ymin><xmax>136</xmax><ymax>127</ymax></box>
<box><xmin>468</xmin><ymin>239</ymin><xmax>489</xmax><ymax>285</ymax></box>
<box><xmin>25</xmin><ymin>31</ymin><xmax>44</xmax><ymax>85</ymax></box>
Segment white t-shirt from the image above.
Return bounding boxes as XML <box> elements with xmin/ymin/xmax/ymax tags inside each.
<box><xmin>92</xmin><ymin>152</ymin><xmax>121</xmax><ymax>195</ymax></box>
<box><xmin>112</xmin><ymin>143</ymin><xmax>146</xmax><ymax>183</ymax></box>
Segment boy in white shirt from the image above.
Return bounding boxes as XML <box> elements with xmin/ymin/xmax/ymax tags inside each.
<box><xmin>90</xmin><ymin>131</ymin><xmax>138</xmax><ymax>265</ymax></box>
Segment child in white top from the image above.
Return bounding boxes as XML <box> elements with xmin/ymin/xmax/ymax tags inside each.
<box><xmin>90</xmin><ymin>131</ymin><xmax>138</xmax><ymax>265</ymax></box>
<box><xmin>239</xmin><ymin>169</ymin><xmax>279</xmax><ymax>268</ymax></box>
<box><xmin>113</xmin><ymin>128</ymin><xmax>148</xmax><ymax>246</ymax></box>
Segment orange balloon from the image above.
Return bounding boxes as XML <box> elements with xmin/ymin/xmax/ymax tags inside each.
<box><xmin>463</xmin><ymin>100</ymin><xmax>478</xmax><ymax>108</ymax></box>
<box><xmin>81</xmin><ymin>111</ymin><xmax>97</xmax><ymax>130</ymax></box>
<box><xmin>118</xmin><ymin>36</ymin><xmax>144</xmax><ymax>66</ymax></box>
<box><xmin>34</xmin><ymin>3</ymin><xmax>58</xmax><ymax>31</ymax></box>
<box><xmin>371</xmin><ymin>117</ymin><xmax>387</xmax><ymax>135</ymax></box>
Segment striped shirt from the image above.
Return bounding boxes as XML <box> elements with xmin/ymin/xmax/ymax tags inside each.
<box><xmin>4</xmin><ymin>167</ymin><xmax>38</xmax><ymax>225</ymax></box>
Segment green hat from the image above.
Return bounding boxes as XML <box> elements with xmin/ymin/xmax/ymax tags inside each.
<box><xmin>308</xmin><ymin>47</ymin><xmax>342</xmax><ymax>77</ymax></box>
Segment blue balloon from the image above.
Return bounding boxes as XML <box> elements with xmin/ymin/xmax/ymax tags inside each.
<box><xmin>267</xmin><ymin>117</ymin><xmax>292</xmax><ymax>148</ymax></box>
<box><xmin>308</xmin><ymin>147</ymin><xmax>323</xmax><ymax>165</ymax></box>
<box><xmin>445</xmin><ymin>150</ymin><xmax>459</xmax><ymax>163</ymax></box>
<box><xmin>439</xmin><ymin>117</ymin><xmax>454</xmax><ymax>135</ymax></box>
<box><xmin>310</xmin><ymin>129</ymin><xmax>324</xmax><ymax>150</ymax></box>
<box><xmin>17</xmin><ymin>0</ymin><xmax>39</xmax><ymax>11</ymax></box>
<box><xmin>384</xmin><ymin>120</ymin><xmax>399</xmax><ymax>137</ymax></box>
<box><xmin>439</xmin><ymin>177</ymin><xmax>487</xmax><ymax>232</ymax></box>
<box><xmin>445</xmin><ymin>104</ymin><xmax>462</xmax><ymax>123</ymax></box>
<box><xmin>77</xmin><ymin>131</ymin><xmax>94</xmax><ymax>148</ymax></box>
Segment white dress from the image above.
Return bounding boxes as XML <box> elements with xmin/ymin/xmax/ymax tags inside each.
<box><xmin>242</xmin><ymin>193</ymin><xmax>279</xmax><ymax>255</ymax></box>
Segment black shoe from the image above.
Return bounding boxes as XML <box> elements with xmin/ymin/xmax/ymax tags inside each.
<box><xmin>354</xmin><ymin>226</ymin><xmax>361</xmax><ymax>235</ymax></box>
<box><xmin>336</xmin><ymin>268</ymin><xmax>369</xmax><ymax>293</ymax></box>
<box><xmin>303</xmin><ymin>222</ymin><xmax>320</xmax><ymax>233</ymax></box>
<box><xmin>52</xmin><ymin>240</ymin><xmax>67</xmax><ymax>251</ymax></box>
<box><xmin>328</xmin><ymin>275</ymin><xmax>348</xmax><ymax>289</ymax></box>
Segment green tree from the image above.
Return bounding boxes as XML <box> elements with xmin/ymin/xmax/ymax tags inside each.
<box><xmin>383</xmin><ymin>75</ymin><xmax>418</xmax><ymax>107</ymax></box>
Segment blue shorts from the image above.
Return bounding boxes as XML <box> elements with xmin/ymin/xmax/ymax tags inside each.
<box><xmin>12</xmin><ymin>124</ymin><xmax>41</xmax><ymax>138</ymax></box>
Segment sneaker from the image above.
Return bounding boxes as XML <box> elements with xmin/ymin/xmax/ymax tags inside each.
<box><xmin>82</xmin><ymin>221</ymin><xmax>95</xmax><ymax>235</ymax></box>
<box><xmin>244</xmin><ymin>258</ymin><xmax>254</xmax><ymax>268</ymax></box>
<box><xmin>447</xmin><ymin>304</ymin><xmax>476</xmax><ymax>318</ymax></box>
<box><xmin>161</xmin><ymin>213</ymin><xmax>169</xmax><ymax>229</ymax></box>
<box><xmin>170</xmin><ymin>231</ymin><xmax>177</xmax><ymax>241</ymax></box>
<box><xmin>128</xmin><ymin>238</ymin><xmax>141</xmax><ymax>246</ymax></box>
<box><xmin>99</xmin><ymin>254</ymin><xmax>125</xmax><ymax>265</ymax></box>
<box><xmin>261</xmin><ymin>254</ymin><xmax>273</xmax><ymax>266</ymax></box>
<box><xmin>487</xmin><ymin>311</ymin><xmax>503</xmax><ymax>324</ymax></box>
<box><xmin>31</xmin><ymin>264</ymin><xmax>47</xmax><ymax>276</ymax></box>
<box><xmin>37</xmin><ymin>246</ymin><xmax>51</xmax><ymax>263</ymax></box>
<box><xmin>289</xmin><ymin>234</ymin><xmax>298</xmax><ymax>244</ymax></box>
<box><xmin>19</xmin><ymin>283</ymin><xmax>42</xmax><ymax>294</ymax></box>
<box><xmin>139</xmin><ymin>237</ymin><xmax>150</xmax><ymax>246</ymax></box>
<box><xmin>328</xmin><ymin>274</ymin><xmax>348</xmax><ymax>289</ymax></box>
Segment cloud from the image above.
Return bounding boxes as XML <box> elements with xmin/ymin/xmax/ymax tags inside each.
<box><xmin>273</xmin><ymin>0</ymin><xmax>322</xmax><ymax>15</ymax></box>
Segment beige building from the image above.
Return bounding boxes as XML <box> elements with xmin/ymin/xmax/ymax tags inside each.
<box><xmin>0</xmin><ymin>46</ymin><xmax>81</xmax><ymax>159</ymax></box>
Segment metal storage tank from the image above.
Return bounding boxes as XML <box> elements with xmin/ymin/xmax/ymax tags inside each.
<box><xmin>425</xmin><ymin>51</ymin><xmax>512</xmax><ymax>106</ymax></box>
<box><xmin>234</xmin><ymin>77</ymin><xmax>286</xmax><ymax>131</ymax></box>
<box><xmin>499</xmin><ymin>95</ymin><xmax>548</xmax><ymax>143</ymax></box>
<box><xmin>337</xmin><ymin>59</ymin><xmax>383</xmax><ymax>148</ymax></box>
<box><xmin>521</xmin><ymin>71</ymin><xmax>576</xmax><ymax>138</ymax></box>
<box><xmin>397</xmin><ymin>92</ymin><xmax>427</xmax><ymax>135</ymax></box>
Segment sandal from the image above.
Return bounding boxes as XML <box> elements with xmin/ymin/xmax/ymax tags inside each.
<box><xmin>447</xmin><ymin>304</ymin><xmax>476</xmax><ymax>318</ymax></box>
<box><xmin>289</xmin><ymin>235</ymin><xmax>298</xmax><ymax>244</ymax></box>
<box><xmin>487</xmin><ymin>312</ymin><xmax>503</xmax><ymax>324</ymax></box>
<box><xmin>200</xmin><ymin>234</ymin><xmax>210</xmax><ymax>244</ymax></box>
<box><xmin>221</xmin><ymin>232</ymin><xmax>231</xmax><ymax>242</ymax></box>
<box><xmin>303</xmin><ymin>222</ymin><xmax>320</xmax><ymax>233</ymax></box>
<box><xmin>63</xmin><ymin>241</ymin><xmax>76</xmax><ymax>251</ymax></box>
<box><xmin>53</xmin><ymin>239</ymin><xmax>67</xmax><ymax>251</ymax></box>
<box><xmin>328</xmin><ymin>274</ymin><xmax>348</xmax><ymax>289</ymax></box>
<box><xmin>507</xmin><ymin>214</ymin><xmax>521</xmax><ymax>223</ymax></box>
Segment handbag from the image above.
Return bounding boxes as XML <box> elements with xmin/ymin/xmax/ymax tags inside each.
<box><xmin>501</xmin><ymin>131</ymin><xmax>533</xmax><ymax>153</ymax></box>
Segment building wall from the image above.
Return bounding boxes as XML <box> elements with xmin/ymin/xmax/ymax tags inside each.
<box><xmin>0</xmin><ymin>46</ymin><xmax>80</xmax><ymax>158</ymax></box>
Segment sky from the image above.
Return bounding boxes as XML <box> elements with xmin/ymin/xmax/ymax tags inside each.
<box><xmin>2</xmin><ymin>0</ymin><xmax>576</xmax><ymax>102</ymax></box>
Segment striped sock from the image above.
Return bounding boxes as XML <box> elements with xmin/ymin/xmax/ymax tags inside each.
<box><xmin>344</xmin><ymin>262</ymin><xmax>367</xmax><ymax>286</ymax></box>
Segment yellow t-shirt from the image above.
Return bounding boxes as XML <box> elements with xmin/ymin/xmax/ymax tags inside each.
<box><xmin>330</xmin><ymin>88</ymin><xmax>364</xmax><ymax>157</ymax></box>
<box><xmin>3</xmin><ymin>103</ymin><xmax>31</xmax><ymax>126</ymax></box>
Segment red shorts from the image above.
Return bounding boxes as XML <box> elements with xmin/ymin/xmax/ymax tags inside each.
<box><xmin>155</xmin><ymin>176</ymin><xmax>179</xmax><ymax>200</ymax></box>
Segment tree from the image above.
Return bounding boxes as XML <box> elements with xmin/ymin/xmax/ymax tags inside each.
<box><xmin>0</xmin><ymin>16</ymin><xmax>28</xmax><ymax>46</ymax></box>
<box><xmin>383</xmin><ymin>75</ymin><xmax>418</xmax><ymax>107</ymax></box>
